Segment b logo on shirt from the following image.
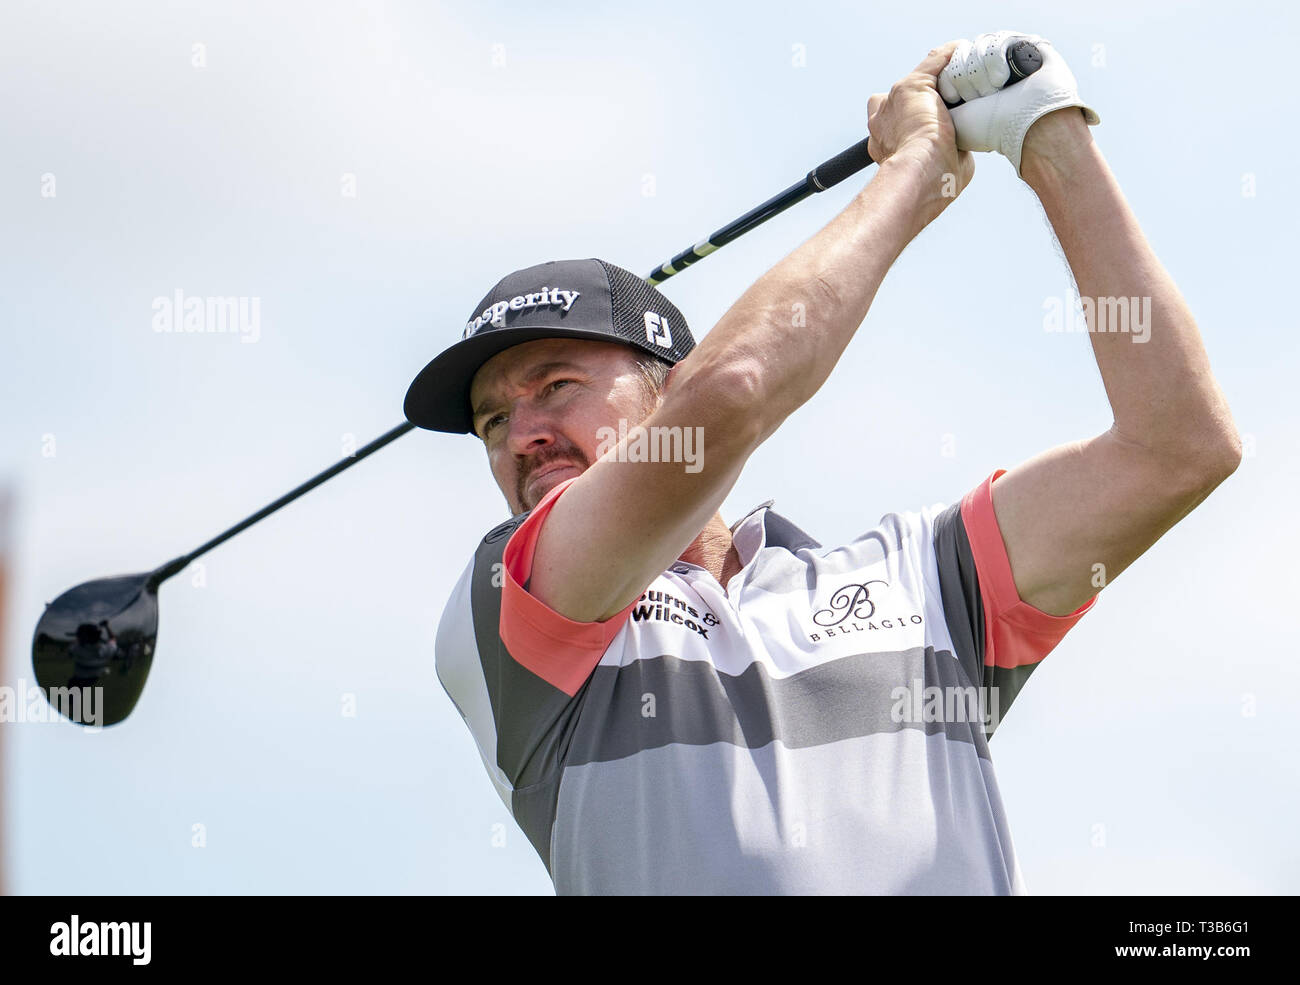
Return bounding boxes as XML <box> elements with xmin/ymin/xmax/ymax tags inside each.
<box><xmin>813</xmin><ymin>581</ymin><xmax>887</xmax><ymax>626</ymax></box>
<box><xmin>808</xmin><ymin>578</ymin><xmax>924</xmax><ymax>644</ymax></box>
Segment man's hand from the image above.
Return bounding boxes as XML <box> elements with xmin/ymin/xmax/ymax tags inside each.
<box><xmin>866</xmin><ymin>42</ymin><xmax>975</xmax><ymax>227</ymax></box>
<box><xmin>938</xmin><ymin>31</ymin><xmax>1100</xmax><ymax>177</ymax></box>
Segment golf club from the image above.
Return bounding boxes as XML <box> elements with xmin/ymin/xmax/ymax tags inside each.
<box><xmin>30</xmin><ymin>422</ymin><xmax>413</xmax><ymax>726</ymax></box>
<box><xmin>647</xmin><ymin>39</ymin><xmax>1043</xmax><ymax>284</ymax></box>
<box><xmin>31</xmin><ymin>41</ymin><xmax>1044</xmax><ymax>725</ymax></box>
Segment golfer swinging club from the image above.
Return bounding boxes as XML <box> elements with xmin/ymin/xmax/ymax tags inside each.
<box><xmin>403</xmin><ymin>31</ymin><xmax>1240</xmax><ymax>894</ymax></box>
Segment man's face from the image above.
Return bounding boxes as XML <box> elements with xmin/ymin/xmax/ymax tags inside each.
<box><xmin>469</xmin><ymin>338</ymin><xmax>659</xmax><ymax>515</ymax></box>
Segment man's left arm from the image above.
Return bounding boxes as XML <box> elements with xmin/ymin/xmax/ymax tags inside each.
<box><xmin>989</xmin><ymin>108</ymin><xmax>1242</xmax><ymax>617</ymax></box>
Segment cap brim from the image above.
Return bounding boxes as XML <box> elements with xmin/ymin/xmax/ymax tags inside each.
<box><xmin>403</xmin><ymin>324</ymin><xmax>644</xmax><ymax>434</ymax></box>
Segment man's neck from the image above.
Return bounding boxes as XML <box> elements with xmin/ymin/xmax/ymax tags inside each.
<box><xmin>679</xmin><ymin>511</ymin><xmax>745</xmax><ymax>593</ymax></box>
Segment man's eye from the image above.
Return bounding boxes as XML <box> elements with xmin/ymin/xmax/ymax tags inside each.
<box><xmin>551</xmin><ymin>379</ymin><xmax>573</xmax><ymax>392</ymax></box>
<box><xmin>484</xmin><ymin>413</ymin><xmax>506</xmax><ymax>434</ymax></box>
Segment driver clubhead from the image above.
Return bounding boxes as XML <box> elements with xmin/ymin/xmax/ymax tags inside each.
<box><xmin>31</xmin><ymin>572</ymin><xmax>160</xmax><ymax>726</ymax></box>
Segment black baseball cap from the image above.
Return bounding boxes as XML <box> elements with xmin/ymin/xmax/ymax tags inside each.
<box><xmin>403</xmin><ymin>258</ymin><xmax>696</xmax><ymax>434</ymax></box>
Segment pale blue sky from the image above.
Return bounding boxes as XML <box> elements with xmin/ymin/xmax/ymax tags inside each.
<box><xmin>2</xmin><ymin>0</ymin><xmax>1296</xmax><ymax>894</ymax></box>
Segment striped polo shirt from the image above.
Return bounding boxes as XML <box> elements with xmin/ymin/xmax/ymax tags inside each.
<box><xmin>435</xmin><ymin>468</ymin><xmax>1096</xmax><ymax>894</ymax></box>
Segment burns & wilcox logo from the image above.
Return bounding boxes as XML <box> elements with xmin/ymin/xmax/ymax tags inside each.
<box><xmin>632</xmin><ymin>588</ymin><xmax>719</xmax><ymax>640</ymax></box>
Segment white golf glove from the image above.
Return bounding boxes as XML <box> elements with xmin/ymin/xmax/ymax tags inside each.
<box><xmin>938</xmin><ymin>31</ymin><xmax>1100</xmax><ymax>177</ymax></box>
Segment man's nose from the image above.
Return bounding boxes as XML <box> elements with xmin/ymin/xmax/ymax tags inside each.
<box><xmin>504</xmin><ymin>400</ymin><xmax>557</xmax><ymax>455</ymax></box>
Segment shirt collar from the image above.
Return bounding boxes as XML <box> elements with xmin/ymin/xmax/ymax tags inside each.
<box><xmin>728</xmin><ymin>500</ymin><xmax>821</xmax><ymax>567</ymax></box>
<box><xmin>671</xmin><ymin>501</ymin><xmax>822</xmax><ymax>575</ymax></box>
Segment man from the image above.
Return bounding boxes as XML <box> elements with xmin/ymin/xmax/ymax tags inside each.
<box><xmin>404</xmin><ymin>32</ymin><xmax>1240</xmax><ymax>894</ymax></box>
<box><xmin>67</xmin><ymin>621</ymin><xmax>118</xmax><ymax>688</ymax></box>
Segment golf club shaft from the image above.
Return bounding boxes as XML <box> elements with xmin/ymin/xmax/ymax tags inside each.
<box><xmin>148</xmin><ymin>422</ymin><xmax>414</xmax><ymax>588</ymax></box>
<box><xmin>145</xmin><ymin>145</ymin><xmax>888</xmax><ymax>588</ymax></box>
<box><xmin>145</xmin><ymin>41</ymin><xmax>1048</xmax><ymax>586</ymax></box>
<box><xmin>644</xmin><ymin>39</ymin><xmax>1042</xmax><ymax>286</ymax></box>
<box><xmin>644</xmin><ymin>138</ymin><xmax>875</xmax><ymax>285</ymax></box>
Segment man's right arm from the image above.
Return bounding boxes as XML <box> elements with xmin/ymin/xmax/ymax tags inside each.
<box><xmin>530</xmin><ymin>43</ymin><xmax>971</xmax><ymax>624</ymax></box>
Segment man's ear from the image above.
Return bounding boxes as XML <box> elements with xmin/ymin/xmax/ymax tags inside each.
<box><xmin>664</xmin><ymin>362</ymin><xmax>681</xmax><ymax>391</ymax></box>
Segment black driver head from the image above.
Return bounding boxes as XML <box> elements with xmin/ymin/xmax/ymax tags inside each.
<box><xmin>31</xmin><ymin>572</ymin><xmax>160</xmax><ymax>726</ymax></box>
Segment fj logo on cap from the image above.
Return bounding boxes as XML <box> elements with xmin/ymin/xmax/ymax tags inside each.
<box><xmin>462</xmin><ymin>287</ymin><xmax>582</xmax><ymax>339</ymax></box>
<box><xmin>644</xmin><ymin>311</ymin><xmax>673</xmax><ymax>348</ymax></box>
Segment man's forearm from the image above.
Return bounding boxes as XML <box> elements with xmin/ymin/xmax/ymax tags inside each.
<box><xmin>1022</xmin><ymin>110</ymin><xmax>1241</xmax><ymax>474</ymax></box>
<box><xmin>670</xmin><ymin>154</ymin><xmax>941</xmax><ymax>445</ymax></box>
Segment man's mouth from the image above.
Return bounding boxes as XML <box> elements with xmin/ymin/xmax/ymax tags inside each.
<box><xmin>527</xmin><ymin>462</ymin><xmax>577</xmax><ymax>489</ymax></box>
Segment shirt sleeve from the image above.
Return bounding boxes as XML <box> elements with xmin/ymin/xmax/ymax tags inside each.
<box><xmin>433</xmin><ymin>476</ymin><xmax>642</xmax><ymax>868</ymax></box>
<box><xmin>434</xmin><ymin>476</ymin><xmax>636</xmax><ymax>794</ymax></box>
<box><xmin>931</xmin><ymin>468</ymin><xmax>1097</xmax><ymax>737</ymax></box>
<box><xmin>499</xmin><ymin>475</ymin><xmax>639</xmax><ymax>697</ymax></box>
